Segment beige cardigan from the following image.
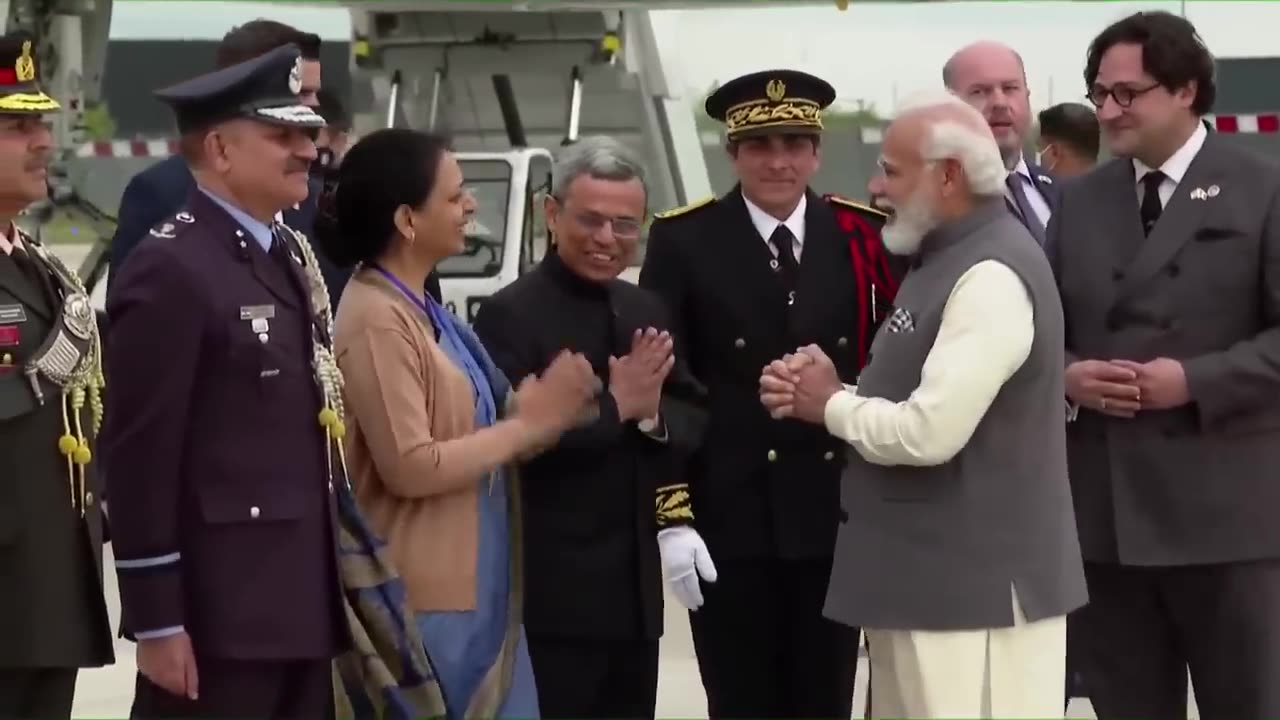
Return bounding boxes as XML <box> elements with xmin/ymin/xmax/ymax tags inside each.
<box><xmin>335</xmin><ymin>268</ymin><xmax>501</xmax><ymax>612</ymax></box>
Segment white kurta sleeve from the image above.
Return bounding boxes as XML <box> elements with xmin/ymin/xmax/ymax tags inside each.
<box><xmin>822</xmin><ymin>259</ymin><xmax>1035</xmax><ymax>467</ymax></box>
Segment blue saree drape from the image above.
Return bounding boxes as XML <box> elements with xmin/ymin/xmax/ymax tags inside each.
<box><xmin>333</xmin><ymin>279</ymin><xmax>538</xmax><ymax>720</ymax></box>
<box><xmin>415</xmin><ymin>295</ymin><xmax>540</xmax><ymax>720</ymax></box>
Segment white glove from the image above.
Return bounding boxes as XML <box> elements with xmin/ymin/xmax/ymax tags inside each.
<box><xmin>657</xmin><ymin>526</ymin><xmax>718</xmax><ymax>611</ymax></box>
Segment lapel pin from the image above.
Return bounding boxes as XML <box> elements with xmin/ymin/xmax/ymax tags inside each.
<box><xmin>176</xmin><ymin>212</ymin><xmax>195</xmax><ymax>223</ymax></box>
<box><xmin>1207</xmin><ymin>184</ymin><xmax>1220</xmax><ymax>198</ymax></box>
<box><xmin>1037</xmin><ymin>174</ymin><xmax>1053</xmax><ymax>185</ymax></box>
<box><xmin>1190</xmin><ymin>187</ymin><xmax>1208</xmax><ymax>201</ymax></box>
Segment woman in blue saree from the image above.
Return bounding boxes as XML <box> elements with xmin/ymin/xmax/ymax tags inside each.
<box><xmin>314</xmin><ymin>128</ymin><xmax>600</xmax><ymax>719</ymax></box>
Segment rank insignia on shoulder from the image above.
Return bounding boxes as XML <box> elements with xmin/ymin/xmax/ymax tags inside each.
<box><xmin>149</xmin><ymin>222</ymin><xmax>177</xmax><ymax>239</ymax></box>
<box><xmin>824</xmin><ymin>193</ymin><xmax>888</xmax><ymax>219</ymax></box>
<box><xmin>654</xmin><ymin>196</ymin><xmax>715</xmax><ymax>220</ymax></box>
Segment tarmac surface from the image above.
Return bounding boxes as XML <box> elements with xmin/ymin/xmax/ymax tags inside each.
<box><xmin>49</xmin><ymin>244</ymin><xmax>1182</xmax><ymax>719</ymax></box>
<box><xmin>74</xmin><ymin>546</ymin><xmax>1122</xmax><ymax>718</ymax></box>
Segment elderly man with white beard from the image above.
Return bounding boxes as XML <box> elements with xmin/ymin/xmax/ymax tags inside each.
<box><xmin>758</xmin><ymin>91</ymin><xmax>1087</xmax><ymax>719</ymax></box>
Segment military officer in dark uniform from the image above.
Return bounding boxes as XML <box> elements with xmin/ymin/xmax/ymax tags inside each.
<box><xmin>0</xmin><ymin>30</ymin><xmax>114</xmax><ymax>718</ymax></box>
<box><xmin>639</xmin><ymin>69</ymin><xmax>902</xmax><ymax>719</ymax></box>
<box><xmin>102</xmin><ymin>43</ymin><xmax>348</xmax><ymax>718</ymax></box>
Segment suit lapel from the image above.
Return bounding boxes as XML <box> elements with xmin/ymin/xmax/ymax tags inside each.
<box><xmin>1026</xmin><ymin>160</ymin><xmax>1061</xmax><ymax>210</ymax></box>
<box><xmin>792</xmin><ymin>190</ymin><xmax>843</xmax><ymax>333</ymax></box>
<box><xmin>275</xmin><ymin>228</ymin><xmax>330</xmax><ymax>344</ymax></box>
<box><xmin>248</xmin><ymin>251</ymin><xmax>300</xmax><ymax>310</ymax></box>
<box><xmin>0</xmin><ymin>251</ymin><xmax>52</xmax><ymax>321</ymax></box>
<box><xmin>1117</xmin><ymin>135</ymin><xmax>1225</xmax><ymax>301</ymax></box>
<box><xmin>189</xmin><ymin>192</ymin><xmax>301</xmax><ymax>311</ymax></box>
<box><xmin>1086</xmin><ymin>160</ymin><xmax>1146</xmax><ymax>281</ymax></box>
<box><xmin>715</xmin><ymin>188</ymin><xmax>789</xmax><ymax>306</ymax></box>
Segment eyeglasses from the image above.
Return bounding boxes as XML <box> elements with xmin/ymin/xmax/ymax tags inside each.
<box><xmin>1086</xmin><ymin>82</ymin><xmax>1161</xmax><ymax>109</ymax></box>
<box><xmin>566</xmin><ymin>209</ymin><xmax>643</xmax><ymax>239</ymax></box>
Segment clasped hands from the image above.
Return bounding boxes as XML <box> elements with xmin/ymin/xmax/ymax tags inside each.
<box><xmin>758</xmin><ymin>344</ymin><xmax>845</xmax><ymax>424</ymax></box>
<box><xmin>610</xmin><ymin>328</ymin><xmax>676</xmax><ymax>422</ymax></box>
<box><xmin>1065</xmin><ymin>357</ymin><xmax>1190</xmax><ymax>418</ymax></box>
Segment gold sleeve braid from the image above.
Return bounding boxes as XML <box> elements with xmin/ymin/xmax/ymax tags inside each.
<box><xmin>655</xmin><ymin>483</ymin><xmax>694</xmax><ymax>529</ymax></box>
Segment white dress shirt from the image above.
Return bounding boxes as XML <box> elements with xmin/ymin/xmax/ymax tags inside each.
<box><xmin>1133</xmin><ymin>120</ymin><xmax>1207</xmax><ymax>208</ymax></box>
<box><xmin>744</xmin><ymin>191</ymin><xmax>806</xmax><ymax>261</ymax></box>
<box><xmin>822</xmin><ymin>260</ymin><xmax>1035</xmax><ymax>466</ymax></box>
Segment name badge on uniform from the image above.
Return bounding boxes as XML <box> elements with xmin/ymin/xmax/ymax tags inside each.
<box><xmin>240</xmin><ymin>304</ymin><xmax>274</xmax><ymax>335</ymax></box>
<box><xmin>0</xmin><ymin>304</ymin><xmax>26</xmax><ymax>324</ymax></box>
<box><xmin>239</xmin><ymin>304</ymin><xmax>276</xmax><ymax>321</ymax></box>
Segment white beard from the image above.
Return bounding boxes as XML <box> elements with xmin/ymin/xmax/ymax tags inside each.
<box><xmin>881</xmin><ymin>185</ymin><xmax>940</xmax><ymax>256</ymax></box>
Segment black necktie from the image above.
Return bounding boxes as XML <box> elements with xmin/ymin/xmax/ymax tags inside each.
<box><xmin>1140</xmin><ymin>171</ymin><xmax>1166</xmax><ymax>236</ymax></box>
<box><xmin>768</xmin><ymin>224</ymin><xmax>799</xmax><ymax>293</ymax></box>
<box><xmin>1006</xmin><ymin>173</ymin><xmax>1046</xmax><ymax>246</ymax></box>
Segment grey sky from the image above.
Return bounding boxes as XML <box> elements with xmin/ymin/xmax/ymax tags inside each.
<box><xmin>111</xmin><ymin>1</ymin><xmax>1277</xmax><ymax>119</ymax></box>
<box><xmin>649</xmin><ymin>1</ymin><xmax>1279</xmax><ymax>115</ymax></box>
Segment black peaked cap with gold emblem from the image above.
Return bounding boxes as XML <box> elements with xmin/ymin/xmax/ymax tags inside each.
<box><xmin>705</xmin><ymin>69</ymin><xmax>836</xmax><ymax>141</ymax></box>
<box><xmin>154</xmin><ymin>43</ymin><xmax>325</xmax><ymax>134</ymax></box>
<box><xmin>0</xmin><ymin>31</ymin><xmax>60</xmax><ymax>114</ymax></box>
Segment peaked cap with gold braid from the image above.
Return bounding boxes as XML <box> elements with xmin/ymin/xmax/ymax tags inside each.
<box><xmin>0</xmin><ymin>31</ymin><xmax>59</xmax><ymax>114</ymax></box>
<box><xmin>705</xmin><ymin>69</ymin><xmax>835</xmax><ymax>141</ymax></box>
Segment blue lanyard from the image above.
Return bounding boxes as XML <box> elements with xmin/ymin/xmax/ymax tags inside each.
<box><xmin>369</xmin><ymin>264</ymin><xmax>433</xmax><ymax>318</ymax></box>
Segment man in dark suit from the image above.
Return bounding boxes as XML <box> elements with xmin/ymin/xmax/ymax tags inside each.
<box><xmin>102</xmin><ymin>44</ymin><xmax>348</xmax><ymax>718</ymax></box>
<box><xmin>639</xmin><ymin>70</ymin><xmax>901</xmax><ymax>719</ymax></box>
<box><xmin>473</xmin><ymin>136</ymin><xmax>711</xmax><ymax>720</ymax></box>
<box><xmin>1050</xmin><ymin>11</ymin><xmax>1280</xmax><ymax>719</ymax></box>
<box><xmin>0</xmin><ymin>31</ymin><xmax>114</xmax><ymax>717</ymax></box>
<box><xmin>945</xmin><ymin>41</ymin><xmax>1059</xmax><ymax>245</ymax></box>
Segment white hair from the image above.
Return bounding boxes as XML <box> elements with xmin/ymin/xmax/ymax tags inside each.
<box><xmin>895</xmin><ymin>90</ymin><xmax>1007</xmax><ymax>198</ymax></box>
<box><xmin>550</xmin><ymin>135</ymin><xmax>647</xmax><ymax>202</ymax></box>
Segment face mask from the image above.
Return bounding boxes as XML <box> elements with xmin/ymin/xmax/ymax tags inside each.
<box><xmin>312</xmin><ymin>145</ymin><xmax>337</xmax><ymax>171</ymax></box>
<box><xmin>1035</xmin><ymin>145</ymin><xmax>1057</xmax><ymax>172</ymax></box>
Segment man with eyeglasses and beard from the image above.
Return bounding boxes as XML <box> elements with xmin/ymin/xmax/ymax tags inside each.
<box><xmin>759</xmin><ymin>89</ymin><xmax>1085</xmax><ymax>720</ymax></box>
<box><xmin>1049</xmin><ymin>11</ymin><xmax>1280</xmax><ymax>719</ymax></box>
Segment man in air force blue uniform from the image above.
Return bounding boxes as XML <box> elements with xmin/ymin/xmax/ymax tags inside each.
<box><xmin>102</xmin><ymin>43</ymin><xmax>349</xmax><ymax>719</ymax></box>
